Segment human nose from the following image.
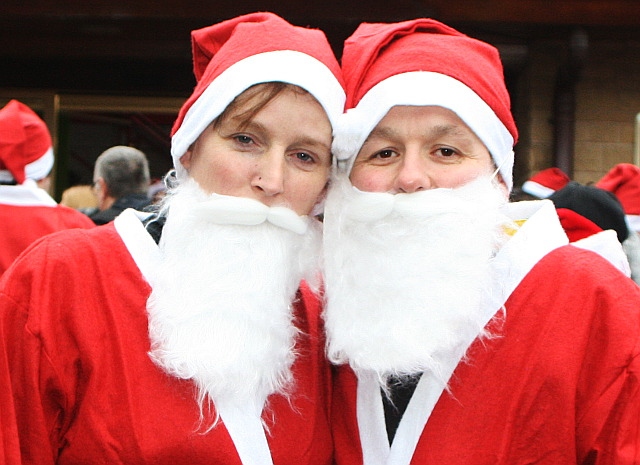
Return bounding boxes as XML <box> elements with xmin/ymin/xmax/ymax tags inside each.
<box><xmin>251</xmin><ymin>148</ymin><xmax>285</xmax><ymax>197</ymax></box>
<box><xmin>394</xmin><ymin>151</ymin><xmax>433</xmax><ymax>193</ymax></box>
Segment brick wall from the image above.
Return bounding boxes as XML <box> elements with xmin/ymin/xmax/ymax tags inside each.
<box><xmin>513</xmin><ymin>36</ymin><xmax>640</xmax><ymax>187</ymax></box>
<box><xmin>574</xmin><ymin>40</ymin><xmax>640</xmax><ymax>184</ymax></box>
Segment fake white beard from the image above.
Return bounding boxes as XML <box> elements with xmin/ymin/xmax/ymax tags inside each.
<box><xmin>322</xmin><ymin>175</ymin><xmax>512</xmax><ymax>387</ymax></box>
<box><xmin>146</xmin><ymin>179</ymin><xmax>322</xmax><ymax>423</ymax></box>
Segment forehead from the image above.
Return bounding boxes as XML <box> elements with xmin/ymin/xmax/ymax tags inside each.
<box><xmin>230</xmin><ymin>87</ymin><xmax>327</xmax><ymax>125</ymax></box>
<box><xmin>359</xmin><ymin>105</ymin><xmax>487</xmax><ymax>153</ymax></box>
<box><xmin>373</xmin><ymin>105</ymin><xmax>475</xmax><ymax>134</ymax></box>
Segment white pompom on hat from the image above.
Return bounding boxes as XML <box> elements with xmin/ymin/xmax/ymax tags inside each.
<box><xmin>521</xmin><ymin>167</ymin><xmax>571</xmax><ymax>199</ymax></box>
<box><xmin>170</xmin><ymin>12</ymin><xmax>346</xmax><ymax>179</ymax></box>
<box><xmin>0</xmin><ymin>99</ymin><xmax>54</xmax><ymax>184</ymax></box>
<box><xmin>332</xmin><ymin>18</ymin><xmax>518</xmax><ymax>190</ymax></box>
<box><xmin>596</xmin><ymin>163</ymin><xmax>640</xmax><ymax>232</ymax></box>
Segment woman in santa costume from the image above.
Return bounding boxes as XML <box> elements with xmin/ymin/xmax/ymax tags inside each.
<box><xmin>0</xmin><ymin>12</ymin><xmax>344</xmax><ymax>465</ymax></box>
<box><xmin>0</xmin><ymin>100</ymin><xmax>95</xmax><ymax>276</ymax></box>
<box><xmin>321</xmin><ymin>17</ymin><xmax>640</xmax><ymax>464</ymax></box>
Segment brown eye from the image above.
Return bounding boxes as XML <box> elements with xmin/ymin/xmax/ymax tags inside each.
<box><xmin>373</xmin><ymin>150</ymin><xmax>395</xmax><ymax>159</ymax></box>
<box><xmin>437</xmin><ymin>148</ymin><xmax>456</xmax><ymax>157</ymax></box>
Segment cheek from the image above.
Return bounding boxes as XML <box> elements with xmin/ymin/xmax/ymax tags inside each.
<box><xmin>445</xmin><ymin>163</ymin><xmax>493</xmax><ymax>189</ymax></box>
<box><xmin>350</xmin><ymin>167</ymin><xmax>389</xmax><ymax>193</ymax></box>
<box><xmin>288</xmin><ymin>171</ymin><xmax>330</xmax><ymax>214</ymax></box>
<box><xmin>190</xmin><ymin>156</ymin><xmax>250</xmax><ymax>195</ymax></box>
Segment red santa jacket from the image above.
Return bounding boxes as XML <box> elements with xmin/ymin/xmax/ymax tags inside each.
<box><xmin>0</xmin><ymin>213</ymin><xmax>333</xmax><ymax>465</ymax></box>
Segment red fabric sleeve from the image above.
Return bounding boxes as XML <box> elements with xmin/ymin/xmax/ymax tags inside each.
<box><xmin>0</xmin><ymin>316</ymin><xmax>21</xmax><ymax>465</ymax></box>
<box><xmin>577</xmin><ymin>339</ymin><xmax>640</xmax><ymax>464</ymax></box>
<box><xmin>0</xmin><ymin>247</ymin><xmax>63</xmax><ymax>465</ymax></box>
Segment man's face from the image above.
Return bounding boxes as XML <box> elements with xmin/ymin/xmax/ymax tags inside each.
<box><xmin>349</xmin><ymin>105</ymin><xmax>495</xmax><ymax>193</ymax></box>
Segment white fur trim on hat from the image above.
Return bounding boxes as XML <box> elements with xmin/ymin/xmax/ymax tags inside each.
<box><xmin>332</xmin><ymin>71</ymin><xmax>515</xmax><ymax>190</ymax></box>
<box><xmin>521</xmin><ymin>180</ymin><xmax>556</xmax><ymax>199</ymax></box>
<box><xmin>171</xmin><ymin>49</ymin><xmax>346</xmax><ymax>170</ymax></box>
<box><xmin>0</xmin><ymin>146</ymin><xmax>54</xmax><ymax>184</ymax></box>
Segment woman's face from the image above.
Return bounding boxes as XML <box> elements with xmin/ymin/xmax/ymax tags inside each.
<box><xmin>181</xmin><ymin>87</ymin><xmax>332</xmax><ymax>216</ymax></box>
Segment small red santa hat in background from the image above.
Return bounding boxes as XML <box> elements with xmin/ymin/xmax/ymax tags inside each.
<box><xmin>332</xmin><ymin>18</ymin><xmax>518</xmax><ymax>190</ymax></box>
<box><xmin>521</xmin><ymin>167</ymin><xmax>571</xmax><ymax>199</ymax></box>
<box><xmin>0</xmin><ymin>99</ymin><xmax>54</xmax><ymax>185</ymax></box>
<box><xmin>596</xmin><ymin>163</ymin><xmax>640</xmax><ymax>232</ymax></box>
<box><xmin>170</xmin><ymin>12</ymin><xmax>346</xmax><ymax>178</ymax></box>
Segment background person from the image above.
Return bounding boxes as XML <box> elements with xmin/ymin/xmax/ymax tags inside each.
<box><xmin>514</xmin><ymin>166</ymin><xmax>633</xmax><ymax>280</ymax></box>
<box><xmin>147</xmin><ymin>177</ymin><xmax>167</xmax><ymax>205</ymax></box>
<box><xmin>548</xmin><ymin>180</ymin><xmax>633</xmax><ymax>278</ymax></box>
<box><xmin>0</xmin><ymin>99</ymin><xmax>94</xmax><ymax>276</ymax></box>
<box><xmin>322</xmin><ymin>18</ymin><xmax>640</xmax><ymax>464</ymax></box>
<box><xmin>519</xmin><ymin>166</ymin><xmax>571</xmax><ymax>199</ymax></box>
<box><xmin>60</xmin><ymin>184</ymin><xmax>99</xmax><ymax>214</ymax></box>
<box><xmin>596</xmin><ymin>162</ymin><xmax>640</xmax><ymax>285</ymax></box>
<box><xmin>0</xmin><ymin>12</ymin><xmax>345</xmax><ymax>465</ymax></box>
<box><xmin>89</xmin><ymin>145</ymin><xmax>151</xmax><ymax>224</ymax></box>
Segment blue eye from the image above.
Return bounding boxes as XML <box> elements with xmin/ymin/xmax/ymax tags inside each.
<box><xmin>296</xmin><ymin>152</ymin><xmax>314</xmax><ymax>163</ymax></box>
<box><xmin>234</xmin><ymin>135</ymin><xmax>254</xmax><ymax>144</ymax></box>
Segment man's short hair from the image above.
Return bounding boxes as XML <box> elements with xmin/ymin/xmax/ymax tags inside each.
<box><xmin>94</xmin><ymin>145</ymin><xmax>150</xmax><ymax>198</ymax></box>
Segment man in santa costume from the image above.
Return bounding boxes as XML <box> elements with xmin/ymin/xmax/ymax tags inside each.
<box><xmin>0</xmin><ymin>99</ymin><xmax>95</xmax><ymax>276</ymax></box>
<box><xmin>322</xmin><ymin>18</ymin><xmax>640</xmax><ymax>464</ymax></box>
<box><xmin>0</xmin><ymin>12</ymin><xmax>344</xmax><ymax>465</ymax></box>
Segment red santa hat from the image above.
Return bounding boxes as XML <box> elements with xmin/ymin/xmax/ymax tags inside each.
<box><xmin>332</xmin><ymin>18</ymin><xmax>518</xmax><ymax>190</ymax></box>
<box><xmin>170</xmin><ymin>12</ymin><xmax>346</xmax><ymax>177</ymax></box>
<box><xmin>521</xmin><ymin>167</ymin><xmax>571</xmax><ymax>199</ymax></box>
<box><xmin>596</xmin><ymin>163</ymin><xmax>640</xmax><ymax>232</ymax></box>
<box><xmin>0</xmin><ymin>99</ymin><xmax>54</xmax><ymax>184</ymax></box>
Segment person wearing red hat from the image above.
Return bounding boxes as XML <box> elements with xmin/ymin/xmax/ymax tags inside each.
<box><xmin>321</xmin><ymin>18</ymin><xmax>640</xmax><ymax>464</ymax></box>
<box><xmin>547</xmin><ymin>180</ymin><xmax>637</xmax><ymax>279</ymax></box>
<box><xmin>596</xmin><ymin>163</ymin><xmax>640</xmax><ymax>231</ymax></box>
<box><xmin>0</xmin><ymin>12</ymin><xmax>345</xmax><ymax>465</ymax></box>
<box><xmin>515</xmin><ymin>169</ymin><xmax>632</xmax><ymax>277</ymax></box>
<box><xmin>520</xmin><ymin>166</ymin><xmax>571</xmax><ymax>199</ymax></box>
<box><xmin>596</xmin><ymin>163</ymin><xmax>640</xmax><ymax>285</ymax></box>
<box><xmin>0</xmin><ymin>99</ymin><xmax>95</xmax><ymax>276</ymax></box>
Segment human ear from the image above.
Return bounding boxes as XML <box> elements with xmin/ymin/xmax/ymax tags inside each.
<box><xmin>180</xmin><ymin>147</ymin><xmax>195</xmax><ymax>171</ymax></box>
<box><xmin>493</xmin><ymin>172</ymin><xmax>510</xmax><ymax>198</ymax></box>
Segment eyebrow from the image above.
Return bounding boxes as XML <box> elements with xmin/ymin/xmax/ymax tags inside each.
<box><xmin>364</xmin><ymin>125</ymin><xmax>399</xmax><ymax>142</ymax></box>
<box><xmin>296</xmin><ymin>136</ymin><xmax>332</xmax><ymax>153</ymax></box>
<box><xmin>365</xmin><ymin>123</ymin><xmax>472</xmax><ymax>143</ymax></box>
<box><xmin>230</xmin><ymin>117</ymin><xmax>265</xmax><ymax>134</ymax></box>
<box><xmin>428</xmin><ymin>124</ymin><xmax>469</xmax><ymax>138</ymax></box>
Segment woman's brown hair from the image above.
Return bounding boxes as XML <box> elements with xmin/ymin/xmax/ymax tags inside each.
<box><xmin>212</xmin><ymin>82</ymin><xmax>309</xmax><ymax>131</ymax></box>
